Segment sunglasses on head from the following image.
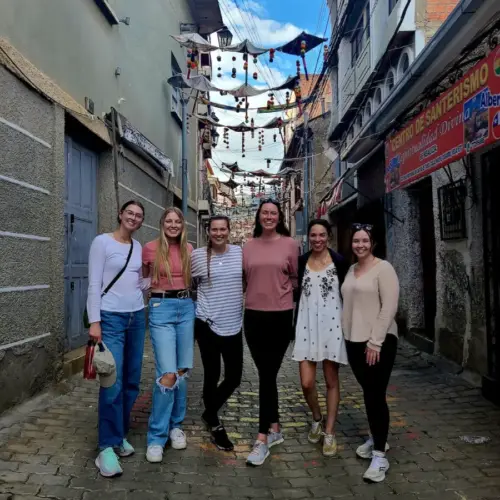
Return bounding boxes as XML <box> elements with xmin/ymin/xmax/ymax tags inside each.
<box><xmin>352</xmin><ymin>223</ymin><xmax>373</xmax><ymax>231</ymax></box>
<box><xmin>259</xmin><ymin>197</ymin><xmax>280</xmax><ymax>205</ymax></box>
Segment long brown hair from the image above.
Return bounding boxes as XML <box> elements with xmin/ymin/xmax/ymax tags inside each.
<box><xmin>153</xmin><ymin>207</ymin><xmax>191</xmax><ymax>287</ymax></box>
<box><xmin>206</xmin><ymin>216</ymin><xmax>230</xmax><ymax>284</ymax></box>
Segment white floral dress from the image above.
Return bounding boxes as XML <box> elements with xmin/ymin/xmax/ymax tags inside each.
<box><xmin>292</xmin><ymin>263</ymin><xmax>348</xmax><ymax>364</ymax></box>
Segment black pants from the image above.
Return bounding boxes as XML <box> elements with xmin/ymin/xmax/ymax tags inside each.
<box><xmin>346</xmin><ymin>335</ymin><xmax>397</xmax><ymax>452</ymax></box>
<box><xmin>244</xmin><ymin>309</ymin><xmax>293</xmax><ymax>434</ymax></box>
<box><xmin>195</xmin><ymin>318</ymin><xmax>243</xmax><ymax>427</ymax></box>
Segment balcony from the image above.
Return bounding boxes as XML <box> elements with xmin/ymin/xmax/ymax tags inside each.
<box><xmin>341</xmin><ymin>66</ymin><xmax>355</xmax><ymax>115</ymax></box>
<box><xmin>355</xmin><ymin>41</ymin><xmax>371</xmax><ymax>91</ymax></box>
<box><xmin>339</xmin><ymin>39</ymin><xmax>371</xmax><ymax>118</ymax></box>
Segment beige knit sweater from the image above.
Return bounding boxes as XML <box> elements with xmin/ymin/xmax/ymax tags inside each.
<box><xmin>341</xmin><ymin>260</ymin><xmax>399</xmax><ymax>352</ymax></box>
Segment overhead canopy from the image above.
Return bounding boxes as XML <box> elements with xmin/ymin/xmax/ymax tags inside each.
<box><xmin>196</xmin><ymin>114</ymin><xmax>287</xmax><ymax>131</ymax></box>
<box><xmin>170</xmin><ymin>33</ymin><xmax>218</xmax><ymax>51</ymax></box>
<box><xmin>168</xmin><ymin>74</ymin><xmax>298</xmax><ymax>97</ymax></box>
<box><xmin>277</xmin><ymin>31</ymin><xmax>327</xmax><ymax>55</ymax></box>
<box><xmin>223</xmin><ymin>178</ymin><xmax>239</xmax><ymax>189</ymax></box>
<box><xmin>221</xmin><ymin>39</ymin><xmax>268</xmax><ymax>55</ymax></box>
<box><xmin>251</xmin><ymin>169</ymin><xmax>272</xmax><ymax>177</ymax></box>
<box><xmin>222</xmin><ymin>161</ymin><xmax>242</xmax><ymax>173</ymax></box>
<box><xmin>266</xmin><ymin>178</ymin><xmax>282</xmax><ymax>186</ymax></box>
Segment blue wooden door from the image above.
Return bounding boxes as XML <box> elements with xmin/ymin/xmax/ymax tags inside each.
<box><xmin>64</xmin><ymin>137</ymin><xmax>98</xmax><ymax>350</ymax></box>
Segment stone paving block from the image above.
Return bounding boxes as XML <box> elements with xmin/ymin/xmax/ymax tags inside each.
<box><xmin>0</xmin><ymin>342</ymin><xmax>500</xmax><ymax>498</ymax></box>
<box><xmin>37</xmin><ymin>485</ymin><xmax>84</xmax><ymax>499</ymax></box>
<box><xmin>26</xmin><ymin>474</ymin><xmax>70</xmax><ymax>486</ymax></box>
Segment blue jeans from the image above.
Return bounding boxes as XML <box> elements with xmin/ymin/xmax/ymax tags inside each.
<box><xmin>98</xmin><ymin>309</ymin><xmax>146</xmax><ymax>449</ymax></box>
<box><xmin>147</xmin><ymin>297</ymin><xmax>195</xmax><ymax>447</ymax></box>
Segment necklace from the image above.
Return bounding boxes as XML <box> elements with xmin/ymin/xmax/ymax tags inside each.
<box><xmin>310</xmin><ymin>251</ymin><xmax>330</xmax><ymax>267</ymax></box>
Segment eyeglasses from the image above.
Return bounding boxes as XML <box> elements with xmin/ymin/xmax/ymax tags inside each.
<box><xmin>124</xmin><ymin>210</ymin><xmax>144</xmax><ymax>221</ymax></box>
<box><xmin>351</xmin><ymin>223</ymin><xmax>373</xmax><ymax>231</ymax></box>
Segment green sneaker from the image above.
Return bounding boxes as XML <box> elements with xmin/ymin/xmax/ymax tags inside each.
<box><xmin>95</xmin><ymin>447</ymin><xmax>123</xmax><ymax>478</ymax></box>
<box><xmin>323</xmin><ymin>434</ymin><xmax>337</xmax><ymax>456</ymax></box>
<box><xmin>115</xmin><ymin>438</ymin><xmax>135</xmax><ymax>457</ymax></box>
<box><xmin>308</xmin><ymin>418</ymin><xmax>323</xmax><ymax>444</ymax></box>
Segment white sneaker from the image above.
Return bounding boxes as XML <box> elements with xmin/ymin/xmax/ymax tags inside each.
<box><xmin>356</xmin><ymin>437</ymin><xmax>390</xmax><ymax>459</ymax></box>
<box><xmin>146</xmin><ymin>445</ymin><xmax>163</xmax><ymax>463</ymax></box>
<box><xmin>363</xmin><ymin>450</ymin><xmax>390</xmax><ymax>483</ymax></box>
<box><xmin>170</xmin><ymin>428</ymin><xmax>187</xmax><ymax>450</ymax></box>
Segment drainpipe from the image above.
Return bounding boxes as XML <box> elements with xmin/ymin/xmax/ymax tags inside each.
<box><xmin>181</xmin><ymin>94</ymin><xmax>188</xmax><ymax>216</ymax></box>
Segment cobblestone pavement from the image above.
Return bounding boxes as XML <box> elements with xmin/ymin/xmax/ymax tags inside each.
<box><xmin>1</xmin><ymin>340</ymin><xmax>500</xmax><ymax>500</ymax></box>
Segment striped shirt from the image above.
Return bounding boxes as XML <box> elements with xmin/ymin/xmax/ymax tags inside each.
<box><xmin>191</xmin><ymin>244</ymin><xmax>243</xmax><ymax>336</ymax></box>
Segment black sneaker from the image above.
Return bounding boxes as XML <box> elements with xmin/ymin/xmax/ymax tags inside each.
<box><xmin>210</xmin><ymin>425</ymin><xmax>234</xmax><ymax>451</ymax></box>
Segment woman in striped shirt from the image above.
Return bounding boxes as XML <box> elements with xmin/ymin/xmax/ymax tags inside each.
<box><xmin>191</xmin><ymin>216</ymin><xmax>243</xmax><ymax>451</ymax></box>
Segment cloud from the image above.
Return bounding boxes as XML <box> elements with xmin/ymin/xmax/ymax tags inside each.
<box><xmin>219</xmin><ymin>0</ymin><xmax>303</xmax><ymax>48</ymax></box>
<box><xmin>244</xmin><ymin>0</ymin><xmax>267</xmax><ymax>16</ymax></box>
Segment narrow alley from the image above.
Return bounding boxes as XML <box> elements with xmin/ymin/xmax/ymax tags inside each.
<box><xmin>1</xmin><ymin>341</ymin><xmax>499</xmax><ymax>500</ymax></box>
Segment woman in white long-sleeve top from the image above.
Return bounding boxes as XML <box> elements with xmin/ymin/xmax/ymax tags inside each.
<box><xmin>87</xmin><ymin>200</ymin><xmax>150</xmax><ymax>478</ymax></box>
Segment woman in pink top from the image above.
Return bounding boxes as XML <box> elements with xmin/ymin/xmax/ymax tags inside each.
<box><xmin>243</xmin><ymin>199</ymin><xmax>300</xmax><ymax>466</ymax></box>
<box><xmin>142</xmin><ymin>207</ymin><xmax>194</xmax><ymax>464</ymax></box>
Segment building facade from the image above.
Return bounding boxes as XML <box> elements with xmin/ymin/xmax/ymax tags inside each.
<box><xmin>0</xmin><ymin>0</ymin><xmax>223</xmax><ymax>412</ymax></box>
<box><xmin>322</xmin><ymin>0</ymin><xmax>500</xmax><ymax>401</ymax></box>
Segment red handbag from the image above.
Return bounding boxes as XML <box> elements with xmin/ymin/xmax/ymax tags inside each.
<box><xmin>83</xmin><ymin>340</ymin><xmax>97</xmax><ymax>380</ymax></box>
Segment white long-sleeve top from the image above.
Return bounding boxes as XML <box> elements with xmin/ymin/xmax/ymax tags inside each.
<box><xmin>86</xmin><ymin>234</ymin><xmax>150</xmax><ymax>323</ymax></box>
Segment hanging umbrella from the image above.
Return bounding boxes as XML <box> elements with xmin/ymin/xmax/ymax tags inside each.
<box><xmin>277</xmin><ymin>32</ymin><xmax>327</xmax><ymax>55</ymax></box>
<box><xmin>170</xmin><ymin>33</ymin><xmax>218</xmax><ymax>51</ymax></box>
<box><xmin>221</xmin><ymin>39</ymin><xmax>268</xmax><ymax>55</ymax></box>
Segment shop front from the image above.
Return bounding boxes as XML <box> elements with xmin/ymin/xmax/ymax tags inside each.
<box><xmin>385</xmin><ymin>45</ymin><xmax>500</xmax><ymax>402</ymax></box>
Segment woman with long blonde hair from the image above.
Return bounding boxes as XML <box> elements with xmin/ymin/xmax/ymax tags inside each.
<box><xmin>142</xmin><ymin>207</ymin><xmax>195</xmax><ymax>463</ymax></box>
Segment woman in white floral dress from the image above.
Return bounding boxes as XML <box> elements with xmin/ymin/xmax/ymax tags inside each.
<box><xmin>293</xmin><ymin>219</ymin><xmax>349</xmax><ymax>456</ymax></box>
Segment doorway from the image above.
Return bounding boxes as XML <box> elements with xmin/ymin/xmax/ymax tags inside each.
<box><xmin>64</xmin><ymin>137</ymin><xmax>98</xmax><ymax>350</ymax></box>
<box><xmin>417</xmin><ymin>177</ymin><xmax>437</xmax><ymax>342</ymax></box>
<box><xmin>482</xmin><ymin>148</ymin><xmax>500</xmax><ymax>403</ymax></box>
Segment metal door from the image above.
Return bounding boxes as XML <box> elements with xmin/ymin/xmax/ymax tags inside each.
<box><xmin>64</xmin><ymin>137</ymin><xmax>98</xmax><ymax>350</ymax></box>
<box><xmin>482</xmin><ymin>150</ymin><xmax>500</xmax><ymax>389</ymax></box>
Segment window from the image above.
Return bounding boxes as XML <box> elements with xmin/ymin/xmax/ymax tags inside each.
<box><xmin>170</xmin><ymin>53</ymin><xmax>183</xmax><ymax>124</ymax></box>
<box><xmin>438</xmin><ymin>179</ymin><xmax>467</xmax><ymax>240</ymax></box>
<box><xmin>351</xmin><ymin>3</ymin><xmax>370</xmax><ymax>66</ymax></box>
<box><xmin>389</xmin><ymin>0</ymin><xmax>398</xmax><ymax>15</ymax></box>
<box><xmin>356</xmin><ymin>114</ymin><xmax>363</xmax><ymax>131</ymax></box>
<box><xmin>397</xmin><ymin>50</ymin><xmax>412</xmax><ymax>80</ymax></box>
<box><xmin>373</xmin><ymin>87</ymin><xmax>382</xmax><ymax>109</ymax></box>
<box><xmin>365</xmin><ymin>100</ymin><xmax>372</xmax><ymax>119</ymax></box>
<box><xmin>385</xmin><ymin>70</ymin><xmax>395</xmax><ymax>96</ymax></box>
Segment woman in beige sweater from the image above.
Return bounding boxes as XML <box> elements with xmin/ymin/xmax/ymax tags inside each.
<box><xmin>341</xmin><ymin>224</ymin><xmax>399</xmax><ymax>484</ymax></box>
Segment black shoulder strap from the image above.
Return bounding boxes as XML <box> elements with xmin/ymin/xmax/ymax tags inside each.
<box><xmin>101</xmin><ymin>241</ymin><xmax>134</xmax><ymax>297</ymax></box>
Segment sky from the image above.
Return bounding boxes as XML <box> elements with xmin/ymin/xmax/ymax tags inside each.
<box><xmin>208</xmin><ymin>0</ymin><xmax>331</xmax><ymax>191</ymax></box>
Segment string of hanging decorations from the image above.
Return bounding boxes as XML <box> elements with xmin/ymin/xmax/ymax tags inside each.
<box><xmin>198</xmin><ymin>95</ymin><xmax>314</xmax><ymax>113</ymax></box>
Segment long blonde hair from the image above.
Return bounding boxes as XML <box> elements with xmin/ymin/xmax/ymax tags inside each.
<box><xmin>153</xmin><ymin>207</ymin><xmax>191</xmax><ymax>287</ymax></box>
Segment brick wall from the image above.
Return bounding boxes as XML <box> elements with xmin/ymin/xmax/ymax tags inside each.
<box><xmin>424</xmin><ymin>0</ymin><xmax>460</xmax><ymax>41</ymax></box>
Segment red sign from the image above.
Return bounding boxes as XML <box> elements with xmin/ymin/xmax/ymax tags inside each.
<box><xmin>385</xmin><ymin>48</ymin><xmax>500</xmax><ymax>192</ymax></box>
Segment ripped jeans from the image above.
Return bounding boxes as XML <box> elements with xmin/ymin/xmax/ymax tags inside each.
<box><xmin>147</xmin><ymin>297</ymin><xmax>195</xmax><ymax>447</ymax></box>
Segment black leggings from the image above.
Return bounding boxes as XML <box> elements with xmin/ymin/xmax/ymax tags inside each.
<box><xmin>195</xmin><ymin>319</ymin><xmax>243</xmax><ymax>427</ymax></box>
<box><xmin>244</xmin><ymin>309</ymin><xmax>293</xmax><ymax>434</ymax></box>
<box><xmin>346</xmin><ymin>335</ymin><xmax>397</xmax><ymax>452</ymax></box>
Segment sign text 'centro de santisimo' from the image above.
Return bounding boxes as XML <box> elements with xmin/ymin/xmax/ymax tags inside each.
<box><xmin>385</xmin><ymin>48</ymin><xmax>500</xmax><ymax>192</ymax></box>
